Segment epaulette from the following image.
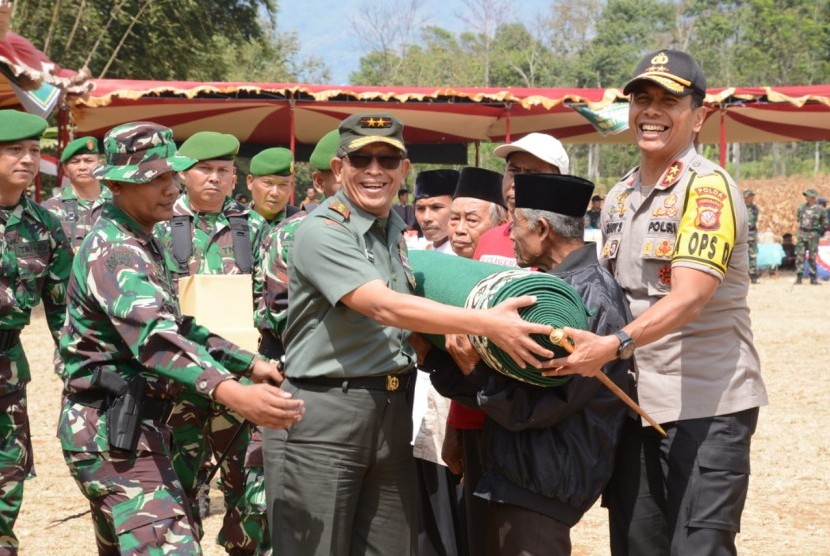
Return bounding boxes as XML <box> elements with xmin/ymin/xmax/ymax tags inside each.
<box><xmin>328</xmin><ymin>201</ymin><xmax>350</xmax><ymax>221</ymax></box>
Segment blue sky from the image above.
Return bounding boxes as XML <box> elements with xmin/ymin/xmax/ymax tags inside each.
<box><xmin>277</xmin><ymin>0</ymin><xmax>552</xmax><ymax>84</ymax></box>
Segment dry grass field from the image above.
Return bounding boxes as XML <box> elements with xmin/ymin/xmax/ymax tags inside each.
<box><xmin>12</xmin><ymin>271</ymin><xmax>830</xmax><ymax>555</ymax></box>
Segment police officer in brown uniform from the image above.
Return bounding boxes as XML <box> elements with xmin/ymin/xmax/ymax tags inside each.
<box><xmin>545</xmin><ymin>50</ymin><xmax>768</xmax><ymax>555</ymax></box>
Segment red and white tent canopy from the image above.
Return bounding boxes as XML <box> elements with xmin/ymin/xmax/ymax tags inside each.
<box><xmin>66</xmin><ymin>80</ymin><xmax>830</xmax><ymax>153</ymax></box>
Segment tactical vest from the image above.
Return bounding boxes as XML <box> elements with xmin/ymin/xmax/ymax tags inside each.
<box><xmin>169</xmin><ymin>214</ymin><xmax>253</xmax><ymax>274</ymax></box>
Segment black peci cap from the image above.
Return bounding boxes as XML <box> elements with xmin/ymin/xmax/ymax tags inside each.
<box><xmin>453</xmin><ymin>167</ymin><xmax>506</xmax><ymax>209</ymax></box>
<box><xmin>514</xmin><ymin>174</ymin><xmax>595</xmax><ymax>217</ymax></box>
<box><xmin>415</xmin><ymin>169</ymin><xmax>459</xmax><ymax>200</ymax></box>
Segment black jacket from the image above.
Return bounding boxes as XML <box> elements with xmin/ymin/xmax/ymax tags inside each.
<box><xmin>464</xmin><ymin>244</ymin><xmax>633</xmax><ymax>525</ymax></box>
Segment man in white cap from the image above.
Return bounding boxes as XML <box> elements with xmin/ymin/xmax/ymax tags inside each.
<box><xmin>473</xmin><ymin>132</ymin><xmax>570</xmax><ymax>266</ymax></box>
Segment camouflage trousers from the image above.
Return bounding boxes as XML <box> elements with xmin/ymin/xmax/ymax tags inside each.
<box><xmin>63</xmin><ymin>449</ymin><xmax>199</xmax><ymax>555</ymax></box>
<box><xmin>747</xmin><ymin>232</ymin><xmax>758</xmax><ymax>278</ymax></box>
<box><xmin>0</xmin><ymin>389</ymin><xmax>32</xmax><ymax>556</ymax></box>
<box><xmin>168</xmin><ymin>391</ymin><xmax>257</xmax><ymax>553</ymax></box>
<box><xmin>795</xmin><ymin>232</ymin><xmax>820</xmax><ymax>276</ymax></box>
<box><xmin>241</xmin><ymin>427</ymin><xmax>271</xmax><ymax>556</ymax></box>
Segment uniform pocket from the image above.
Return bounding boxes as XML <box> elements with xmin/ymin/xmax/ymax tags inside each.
<box><xmin>686</xmin><ymin>444</ymin><xmax>750</xmax><ymax>532</ymax></box>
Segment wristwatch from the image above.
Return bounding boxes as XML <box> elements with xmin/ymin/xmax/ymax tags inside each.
<box><xmin>614</xmin><ymin>330</ymin><xmax>636</xmax><ymax>360</ymax></box>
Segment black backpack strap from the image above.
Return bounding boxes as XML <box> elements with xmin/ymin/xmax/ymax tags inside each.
<box><xmin>228</xmin><ymin>215</ymin><xmax>253</xmax><ymax>274</ymax></box>
<box><xmin>62</xmin><ymin>198</ymin><xmax>79</xmax><ymax>244</ymax></box>
<box><xmin>170</xmin><ymin>215</ymin><xmax>193</xmax><ymax>274</ymax></box>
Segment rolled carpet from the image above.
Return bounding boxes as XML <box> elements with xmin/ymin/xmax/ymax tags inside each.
<box><xmin>409</xmin><ymin>250</ymin><xmax>590</xmax><ymax>387</ymax></box>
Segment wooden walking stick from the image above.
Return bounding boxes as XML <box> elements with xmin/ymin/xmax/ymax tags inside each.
<box><xmin>549</xmin><ymin>329</ymin><xmax>667</xmax><ymax>437</ymax></box>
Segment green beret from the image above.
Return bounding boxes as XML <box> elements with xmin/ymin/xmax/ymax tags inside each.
<box><xmin>178</xmin><ymin>131</ymin><xmax>240</xmax><ymax>161</ymax></box>
<box><xmin>61</xmin><ymin>136</ymin><xmax>100</xmax><ymax>163</ymax></box>
<box><xmin>250</xmin><ymin>147</ymin><xmax>294</xmax><ymax>177</ymax></box>
<box><xmin>0</xmin><ymin>110</ymin><xmax>47</xmax><ymax>143</ymax></box>
<box><xmin>309</xmin><ymin>130</ymin><xmax>340</xmax><ymax>171</ymax></box>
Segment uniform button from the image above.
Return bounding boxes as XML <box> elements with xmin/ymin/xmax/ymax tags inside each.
<box><xmin>199</xmin><ymin>380</ymin><xmax>208</xmax><ymax>390</ymax></box>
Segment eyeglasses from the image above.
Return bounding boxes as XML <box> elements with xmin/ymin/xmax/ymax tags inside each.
<box><xmin>345</xmin><ymin>153</ymin><xmax>404</xmax><ymax>170</ymax></box>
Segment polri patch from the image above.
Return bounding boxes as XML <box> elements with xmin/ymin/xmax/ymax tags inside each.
<box><xmin>673</xmin><ymin>173</ymin><xmax>736</xmax><ymax>277</ymax></box>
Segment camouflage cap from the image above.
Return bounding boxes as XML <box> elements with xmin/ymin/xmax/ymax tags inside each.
<box><xmin>92</xmin><ymin>122</ymin><xmax>196</xmax><ymax>184</ymax></box>
<box><xmin>0</xmin><ymin>110</ymin><xmax>47</xmax><ymax>142</ymax></box>
<box><xmin>309</xmin><ymin>129</ymin><xmax>340</xmax><ymax>171</ymax></box>
<box><xmin>178</xmin><ymin>131</ymin><xmax>240</xmax><ymax>161</ymax></box>
<box><xmin>338</xmin><ymin>113</ymin><xmax>406</xmax><ymax>155</ymax></box>
<box><xmin>804</xmin><ymin>188</ymin><xmax>819</xmax><ymax>198</ymax></box>
<box><xmin>250</xmin><ymin>147</ymin><xmax>294</xmax><ymax>177</ymax></box>
<box><xmin>743</xmin><ymin>189</ymin><xmax>755</xmax><ymax>198</ymax></box>
<box><xmin>61</xmin><ymin>136</ymin><xmax>100</xmax><ymax>163</ymax></box>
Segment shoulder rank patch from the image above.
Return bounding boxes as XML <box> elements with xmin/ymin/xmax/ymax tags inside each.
<box><xmin>328</xmin><ymin>201</ymin><xmax>350</xmax><ymax>220</ymax></box>
<box><xmin>659</xmin><ymin>161</ymin><xmax>684</xmax><ymax>188</ymax></box>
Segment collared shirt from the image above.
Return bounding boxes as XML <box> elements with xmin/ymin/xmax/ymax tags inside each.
<box><xmin>600</xmin><ymin>145</ymin><xmax>768</xmax><ymax>424</ymax></box>
<box><xmin>284</xmin><ymin>189</ymin><xmax>415</xmax><ymax>378</ymax></box>
<box><xmin>0</xmin><ymin>196</ymin><xmax>71</xmax><ymax>394</ymax></box>
<box><xmin>42</xmin><ymin>186</ymin><xmax>112</xmax><ymax>252</ymax></box>
<box><xmin>59</xmin><ymin>203</ymin><xmax>255</xmax><ymax>453</ymax></box>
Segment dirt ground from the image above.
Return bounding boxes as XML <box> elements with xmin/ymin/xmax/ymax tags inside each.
<box><xmin>11</xmin><ymin>270</ymin><xmax>830</xmax><ymax>555</ymax></box>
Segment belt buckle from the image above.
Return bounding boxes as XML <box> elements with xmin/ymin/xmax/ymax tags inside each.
<box><xmin>386</xmin><ymin>375</ymin><xmax>400</xmax><ymax>392</ymax></box>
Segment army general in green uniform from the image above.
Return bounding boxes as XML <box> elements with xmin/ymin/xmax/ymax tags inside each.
<box><xmin>0</xmin><ymin>110</ymin><xmax>72</xmax><ymax>555</ymax></box>
<box><xmin>58</xmin><ymin>122</ymin><xmax>303</xmax><ymax>555</ymax></box>
<box><xmin>263</xmin><ymin>113</ymin><xmax>555</xmax><ymax>556</ymax></box>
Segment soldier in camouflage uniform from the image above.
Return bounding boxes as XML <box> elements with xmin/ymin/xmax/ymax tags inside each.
<box><xmin>246</xmin><ymin>148</ymin><xmax>300</xmax><ymax>227</ymax></box>
<box><xmin>744</xmin><ymin>190</ymin><xmax>760</xmax><ymax>283</ymax></box>
<box><xmin>154</xmin><ymin>131</ymin><xmax>270</xmax><ymax>555</ymax></box>
<box><xmin>795</xmin><ymin>188</ymin><xmax>829</xmax><ymax>285</ymax></box>
<box><xmin>42</xmin><ymin>136</ymin><xmax>112</xmax><ymax>253</ymax></box>
<box><xmin>58</xmin><ymin>121</ymin><xmax>303</xmax><ymax>555</ymax></box>
<box><xmin>0</xmin><ymin>110</ymin><xmax>72</xmax><ymax>555</ymax></box>
<box><xmin>245</xmin><ymin>129</ymin><xmax>340</xmax><ymax>556</ymax></box>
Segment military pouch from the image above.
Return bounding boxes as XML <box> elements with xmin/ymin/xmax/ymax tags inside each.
<box><xmin>0</xmin><ymin>329</ymin><xmax>21</xmax><ymax>352</ymax></box>
<box><xmin>106</xmin><ymin>374</ymin><xmax>146</xmax><ymax>452</ymax></box>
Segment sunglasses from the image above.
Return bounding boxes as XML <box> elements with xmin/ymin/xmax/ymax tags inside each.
<box><xmin>345</xmin><ymin>153</ymin><xmax>404</xmax><ymax>170</ymax></box>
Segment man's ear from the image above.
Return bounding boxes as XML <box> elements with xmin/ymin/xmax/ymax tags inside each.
<box><xmin>330</xmin><ymin>157</ymin><xmax>343</xmax><ymax>180</ymax></box>
<box><xmin>107</xmin><ymin>181</ymin><xmax>122</xmax><ymax>196</ymax></box>
<box><xmin>246</xmin><ymin>174</ymin><xmax>254</xmax><ymax>192</ymax></box>
<box><xmin>311</xmin><ymin>171</ymin><xmax>324</xmax><ymax>194</ymax></box>
<box><xmin>536</xmin><ymin>216</ymin><xmax>551</xmax><ymax>238</ymax></box>
<box><xmin>692</xmin><ymin>104</ymin><xmax>708</xmax><ymax>133</ymax></box>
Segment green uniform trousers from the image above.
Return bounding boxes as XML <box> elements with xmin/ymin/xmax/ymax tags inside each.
<box><xmin>264</xmin><ymin>377</ymin><xmax>417</xmax><ymax>556</ymax></box>
<box><xmin>168</xmin><ymin>390</ymin><xmax>253</xmax><ymax>552</ymax></box>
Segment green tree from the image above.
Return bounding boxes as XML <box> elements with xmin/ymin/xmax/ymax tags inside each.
<box><xmin>10</xmin><ymin>0</ymin><xmax>312</xmax><ymax>81</ymax></box>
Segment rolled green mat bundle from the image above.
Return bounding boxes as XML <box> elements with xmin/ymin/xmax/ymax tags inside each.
<box><xmin>409</xmin><ymin>250</ymin><xmax>591</xmax><ymax>387</ymax></box>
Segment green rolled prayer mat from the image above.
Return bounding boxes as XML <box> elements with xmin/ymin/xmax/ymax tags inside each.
<box><xmin>408</xmin><ymin>250</ymin><xmax>591</xmax><ymax>387</ymax></box>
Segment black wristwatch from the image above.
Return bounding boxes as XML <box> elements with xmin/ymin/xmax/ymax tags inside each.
<box><xmin>614</xmin><ymin>330</ymin><xmax>636</xmax><ymax>360</ymax></box>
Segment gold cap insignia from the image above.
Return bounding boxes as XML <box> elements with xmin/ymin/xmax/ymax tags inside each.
<box><xmin>651</xmin><ymin>52</ymin><xmax>669</xmax><ymax>65</ymax></box>
<box><xmin>359</xmin><ymin>117</ymin><xmax>392</xmax><ymax>129</ymax></box>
